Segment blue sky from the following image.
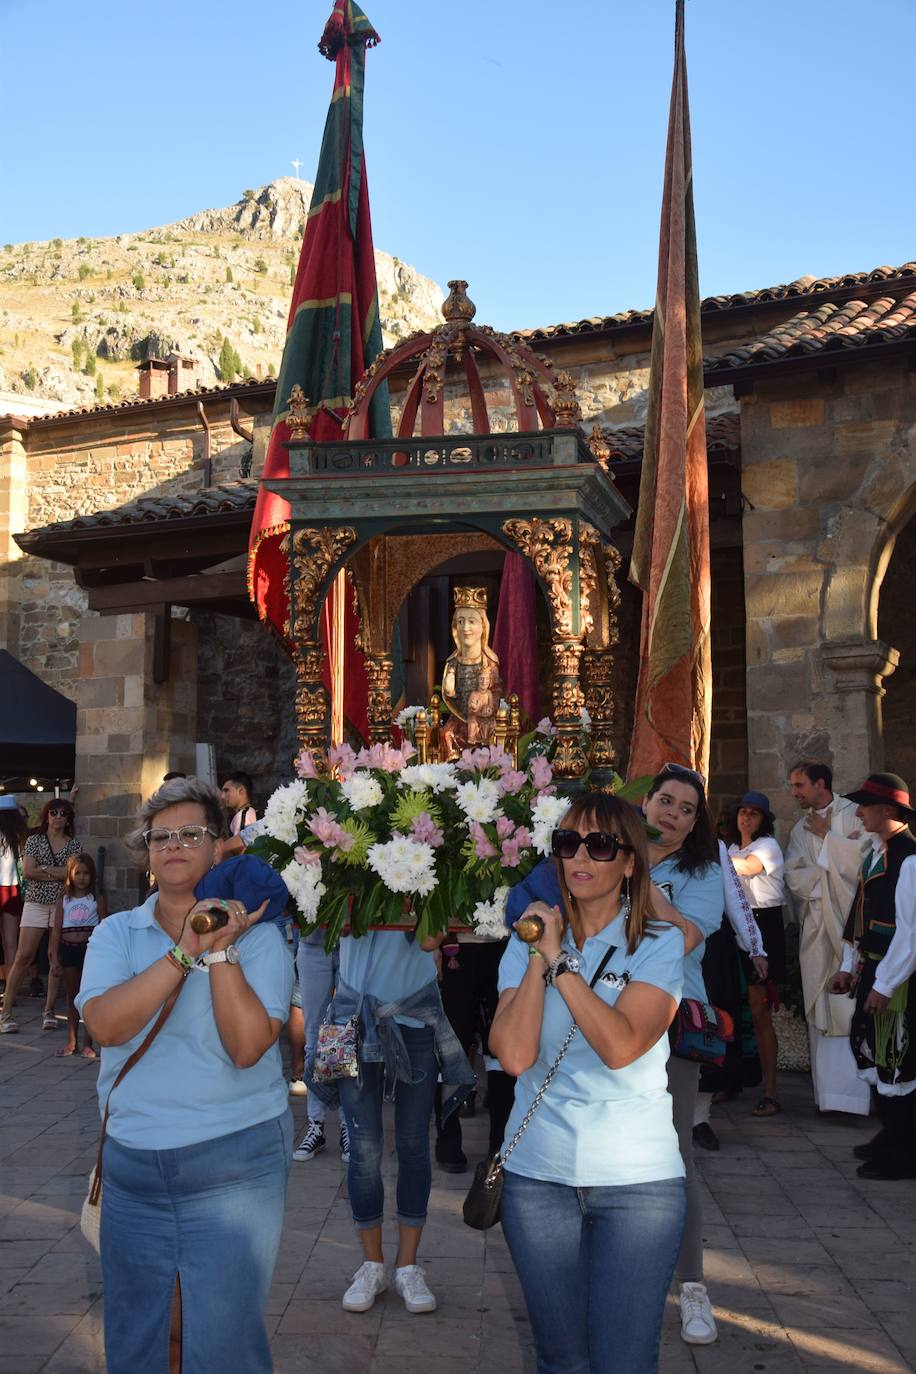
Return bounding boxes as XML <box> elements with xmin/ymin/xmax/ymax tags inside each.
<box><xmin>2</xmin><ymin>0</ymin><xmax>913</xmax><ymax>331</ymax></box>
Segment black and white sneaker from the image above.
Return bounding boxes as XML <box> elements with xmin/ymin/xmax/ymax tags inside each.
<box><xmin>339</xmin><ymin>1123</ymin><xmax>351</xmax><ymax>1163</ymax></box>
<box><xmin>292</xmin><ymin>1121</ymin><xmax>326</xmax><ymax>1162</ymax></box>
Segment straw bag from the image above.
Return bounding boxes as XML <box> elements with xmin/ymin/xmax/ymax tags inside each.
<box><xmin>81</xmin><ymin>983</ymin><xmax>184</xmax><ymax>1253</ymax></box>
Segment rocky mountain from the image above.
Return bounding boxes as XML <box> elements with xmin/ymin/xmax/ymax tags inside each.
<box><xmin>0</xmin><ymin>178</ymin><xmax>444</xmax><ymax>410</ymax></box>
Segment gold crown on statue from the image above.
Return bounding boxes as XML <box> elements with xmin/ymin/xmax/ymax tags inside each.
<box><xmin>454</xmin><ymin>585</ymin><xmax>488</xmax><ymax>612</ymax></box>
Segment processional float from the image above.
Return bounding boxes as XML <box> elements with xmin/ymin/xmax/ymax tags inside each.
<box><xmin>267</xmin><ymin>281</ymin><xmax>632</xmax><ymax>789</ymax></box>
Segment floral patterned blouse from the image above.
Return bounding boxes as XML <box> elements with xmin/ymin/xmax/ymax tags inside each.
<box><xmin>22</xmin><ymin>833</ymin><xmax>82</xmax><ymax>906</ymax></box>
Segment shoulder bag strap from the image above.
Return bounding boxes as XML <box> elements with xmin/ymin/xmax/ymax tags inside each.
<box><xmin>87</xmin><ymin>980</ymin><xmax>184</xmax><ymax>1205</ymax></box>
<box><xmin>494</xmin><ymin>944</ymin><xmax>619</xmax><ymax>1176</ymax></box>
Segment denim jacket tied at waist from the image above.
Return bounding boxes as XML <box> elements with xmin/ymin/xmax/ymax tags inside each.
<box><xmin>307</xmin><ymin>976</ymin><xmax>476</xmax><ymax>1122</ymax></box>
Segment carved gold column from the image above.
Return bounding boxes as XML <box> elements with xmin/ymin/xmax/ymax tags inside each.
<box><xmin>294</xmin><ymin>641</ymin><xmax>328</xmax><ymax>765</ymax></box>
<box><xmin>581</xmin><ymin>536</ymin><xmax>622</xmax><ymax>783</ymax></box>
<box><xmin>290</xmin><ymin>524</ymin><xmax>358</xmax><ymax>760</ymax></box>
<box><xmin>364</xmin><ymin>653</ymin><xmax>394</xmax><ymax>745</ymax></box>
<box><xmin>502</xmin><ymin>516</ymin><xmax>588</xmax><ymax>783</ymax></box>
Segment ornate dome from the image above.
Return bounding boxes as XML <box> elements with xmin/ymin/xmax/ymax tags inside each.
<box><xmin>345</xmin><ymin>280</ymin><xmax>582</xmax><ymax>440</ymax></box>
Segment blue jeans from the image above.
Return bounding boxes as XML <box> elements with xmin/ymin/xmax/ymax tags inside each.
<box><xmin>297</xmin><ymin>935</ymin><xmax>344</xmax><ymax>1127</ymax></box>
<box><xmin>501</xmin><ymin>1170</ymin><xmax>686</xmax><ymax>1374</ymax></box>
<box><xmin>338</xmin><ymin>1023</ymin><xmax>437</xmax><ymax>1228</ymax></box>
<box><xmin>101</xmin><ymin>1111</ymin><xmax>293</xmax><ymax>1374</ymax></box>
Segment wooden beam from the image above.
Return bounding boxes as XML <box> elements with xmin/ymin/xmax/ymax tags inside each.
<box><xmin>86</xmin><ymin>570</ymin><xmax>247</xmax><ymax>613</ymax></box>
<box><xmin>153</xmin><ymin>610</ymin><xmax>171</xmax><ymax>684</ymax></box>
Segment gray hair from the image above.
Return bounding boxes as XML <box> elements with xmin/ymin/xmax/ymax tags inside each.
<box><xmin>125</xmin><ymin>776</ymin><xmax>229</xmax><ymax>853</ymax></box>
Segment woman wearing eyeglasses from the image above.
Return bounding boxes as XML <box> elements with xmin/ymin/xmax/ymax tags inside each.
<box><xmin>489</xmin><ymin>793</ymin><xmax>687</xmax><ymax>1374</ymax></box>
<box><xmin>75</xmin><ymin>776</ymin><xmax>294</xmax><ymax>1374</ymax></box>
<box><xmin>0</xmin><ymin>799</ymin><xmax>82</xmax><ymax>1034</ymax></box>
<box><xmin>642</xmin><ymin>764</ymin><xmax>725</xmax><ymax>1348</ymax></box>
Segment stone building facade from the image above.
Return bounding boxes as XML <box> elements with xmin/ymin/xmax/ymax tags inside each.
<box><xmin>3</xmin><ymin>261</ymin><xmax>915</xmax><ymax>909</ymax></box>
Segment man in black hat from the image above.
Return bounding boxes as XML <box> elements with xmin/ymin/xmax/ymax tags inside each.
<box><xmin>830</xmin><ymin>773</ymin><xmax>916</xmax><ymax>1179</ymax></box>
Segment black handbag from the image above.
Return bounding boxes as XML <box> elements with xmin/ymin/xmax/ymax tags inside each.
<box><xmin>462</xmin><ymin>945</ymin><xmax>617</xmax><ymax>1230</ymax></box>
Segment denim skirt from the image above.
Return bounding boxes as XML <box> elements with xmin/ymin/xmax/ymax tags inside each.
<box><xmin>100</xmin><ymin>1110</ymin><xmax>293</xmax><ymax>1374</ymax></box>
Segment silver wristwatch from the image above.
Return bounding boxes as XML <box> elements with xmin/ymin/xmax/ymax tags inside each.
<box><xmin>202</xmin><ymin>945</ymin><xmax>240</xmax><ymax>967</ymax></box>
<box><xmin>546</xmin><ymin>953</ymin><xmax>581</xmax><ymax>986</ymax></box>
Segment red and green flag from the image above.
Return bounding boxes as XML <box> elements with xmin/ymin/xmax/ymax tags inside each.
<box><xmin>248</xmin><ymin>0</ymin><xmax>390</xmax><ymax>740</ymax></box>
<box><xmin>628</xmin><ymin>0</ymin><xmax>712</xmax><ymax>780</ymax></box>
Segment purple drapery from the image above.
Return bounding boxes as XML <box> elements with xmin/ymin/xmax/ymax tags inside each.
<box><xmin>493</xmin><ymin>554</ymin><xmax>541</xmax><ymax>725</ymax></box>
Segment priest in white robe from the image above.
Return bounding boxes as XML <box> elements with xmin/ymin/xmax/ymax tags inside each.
<box><xmin>785</xmin><ymin>760</ymin><xmax>870</xmax><ymax>1114</ymax></box>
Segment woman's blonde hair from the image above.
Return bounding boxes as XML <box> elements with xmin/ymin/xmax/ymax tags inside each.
<box><xmin>552</xmin><ymin>792</ymin><xmax>652</xmax><ymax>954</ymax></box>
<box><xmin>125</xmin><ymin>776</ymin><xmax>228</xmax><ymax>854</ymax></box>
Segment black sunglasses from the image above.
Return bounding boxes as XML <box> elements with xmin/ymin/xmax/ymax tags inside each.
<box><xmin>551</xmin><ymin>829</ymin><xmax>633</xmax><ymax>863</ymax></box>
<box><xmin>48</xmin><ymin>806</ymin><xmax>71</xmax><ymax>816</ymax></box>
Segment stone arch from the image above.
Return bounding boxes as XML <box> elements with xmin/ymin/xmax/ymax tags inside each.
<box><xmin>874</xmin><ymin>483</ymin><xmax>916</xmax><ymax>782</ymax></box>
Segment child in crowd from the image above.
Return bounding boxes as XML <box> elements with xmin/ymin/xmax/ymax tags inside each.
<box><xmin>49</xmin><ymin>853</ymin><xmax>106</xmax><ymax>1058</ymax></box>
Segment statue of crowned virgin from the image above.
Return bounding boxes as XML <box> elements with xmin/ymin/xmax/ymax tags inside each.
<box><xmin>439</xmin><ymin>586</ymin><xmax>505</xmax><ymax>759</ymax></box>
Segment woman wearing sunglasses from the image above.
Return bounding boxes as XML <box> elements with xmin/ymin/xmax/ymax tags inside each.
<box><xmin>489</xmin><ymin>793</ymin><xmax>687</xmax><ymax>1374</ymax></box>
<box><xmin>642</xmin><ymin>764</ymin><xmax>725</xmax><ymax>1347</ymax></box>
<box><xmin>1</xmin><ymin>798</ymin><xmax>82</xmax><ymax>1034</ymax></box>
<box><xmin>75</xmin><ymin>776</ymin><xmax>294</xmax><ymax>1374</ymax></box>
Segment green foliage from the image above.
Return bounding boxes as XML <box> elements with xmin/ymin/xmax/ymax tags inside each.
<box><xmin>254</xmin><ymin>257</ymin><xmax>267</xmax><ymax>274</ymax></box>
<box><xmin>71</xmin><ymin>302</ymin><xmax>82</xmax><ymax>323</ymax></box>
<box><xmin>78</xmin><ymin>263</ymin><xmax>91</xmax><ymax>280</ymax></box>
<box><xmin>390</xmin><ymin>790</ymin><xmax>442</xmax><ymax>833</ymax></box>
<box><xmin>77</xmin><ymin>236</ymin><xmax>88</xmax><ymax>246</ymax></box>
<box><xmin>225</xmin><ymin>266</ymin><xmax>233</xmax><ymax>283</ymax></box>
<box><xmin>252</xmin><ymin>314</ymin><xmax>261</xmax><ymax>334</ymax></box>
<box><xmin>267</xmin><ymin>361</ymin><xmax>277</xmax><ymax>377</ymax></box>
<box><xmin>243</xmin><ymin>188</ymin><xmax>256</xmax><ymax>202</ymax></box>
<box><xmin>24</xmin><ymin>366</ymin><xmax>38</xmax><ymax>390</ymax></box>
<box><xmin>83</xmin><ymin>352</ymin><xmax>96</xmax><ymax>376</ymax></box>
<box><xmin>71</xmin><ymin>338</ymin><xmax>84</xmax><ymax>370</ymax></box>
<box><xmin>106</xmin><ymin>268</ymin><xmax>112</xmax><ymax>280</ymax></box>
<box><xmin>218</xmin><ymin>337</ymin><xmax>243</xmax><ymax>382</ymax></box>
<box><xmin>107</xmin><ymin>382</ymin><xmax>121</xmax><ymax>400</ymax></box>
<box><xmin>52</xmin><ymin>237</ymin><xmax>62</xmax><ymax>250</ymax></box>
<box><xmin>95</xmin><ymin>373</ymin><xmax>105</xmax><ymax>402</ymax></box>
<box><xmin>289</xmin><ymin>263</ymin><xmax>295</xmax><ymax>286</ymax></box>
<box><xmin>132</xmin><ymin>271</ymin><xmax>145</xmax><ymax>291</ymax></box>
<box><xmin>3</xmin><ymin>244</ymin><xmax>12</xmax><ymax>252</ymax></box>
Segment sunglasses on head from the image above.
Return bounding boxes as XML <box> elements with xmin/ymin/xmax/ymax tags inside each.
<box><xmin>660</xmin><ymin>762</ymin><xmax>705</xmax><ymax>789</ymax></box>
<box><xmin>551</xmin><ymin>829</ymin><xmax>633</xmax><ymax>863</ymax></box>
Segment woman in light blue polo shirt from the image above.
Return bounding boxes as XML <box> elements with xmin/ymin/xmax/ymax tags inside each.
<box><xmin>76</xmin><ymin>777</ymin><xmax>294</xmax><ymax>1374</ymax></box>
<box><xmin>643</xmin><ymin>764</ymin><xmax>724</xmax><ymax>1348</ymax></box>
<box><xmin>490</xmin><ymin>792</ymin><xmax>687</xmax><ymax>1374</ymax></box>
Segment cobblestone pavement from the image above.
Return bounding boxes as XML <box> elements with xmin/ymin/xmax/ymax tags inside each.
<box><xmin>1</xmin><ymin>1000</ymin><xmax>915</xmax><ymax>1373</ymax></box>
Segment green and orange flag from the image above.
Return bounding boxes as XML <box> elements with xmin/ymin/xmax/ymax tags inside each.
<box><xmin>628</xmin><ymin>0</ymin><xmax>712</xmax><ymax>781</ymax></box>
<box><xmin>248</xmin><ymin>0</ymin><xmax>390</xmax><ymax>739</ymax></box>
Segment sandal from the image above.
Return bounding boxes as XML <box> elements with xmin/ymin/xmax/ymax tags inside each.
<box><xmin>80</xmin><ymin>1046</ymin><xmax>98</xmax><ymax>1060</ymax></box>
<box><xmin>752</xmin><ymin>1095</ymin><xmax>782</xmax><ymax>1117</ymax></box>
<box><xmin>55</xmin><ymin>1046</ymin><xmax>78</xmax><ymax>1058</ymax></box>
<box><xmin>42</xmin><ymin>1014</ymin><xmax>58</xmax><ymax>1031</ymax></box>
<box><xmin>0</xmin><ymin>1018</ymin><xmax>18</xmax><ymax>1034</ymax></box>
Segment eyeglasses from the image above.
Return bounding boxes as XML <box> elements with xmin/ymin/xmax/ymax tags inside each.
<box><xmin>143</xmin><ymin>825</ymin><xmax>217</xmax><ymax>850</ymax></box>
<box><xmin>660</xmin><ymin>762</ymin><xmax>706</xmax><ymax>789</ymax></box>
<box><xmin>551</xmin><ymin>829</ymin><xmax>633</xmax><ymax>863</ymax></box>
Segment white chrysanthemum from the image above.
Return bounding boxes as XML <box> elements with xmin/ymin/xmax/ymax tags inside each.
<box><xmin>471</xmin><ymin>886</ymin><xmax>509</xmax><ymax>939</ymax></box>
<box><xmin>262</xmin><ymin>780</ymin><xmax>310</xmax><ymax>846</ymax></box>
<box><xmin>395</xmin><ymin>705</ymin><xmax>421</xmax><ymax>728</ymax></box>
<box><xmin>455</xmin><ymin>777</ymin><xmax>501</xmax><ymax>825</ymax></box>
<box><xmin>367</xmin><ymin>836</ymin><xmax>438</xmax><ymax>895</ymax></box>
<box><xmin>530</xmin><ymin>793</ymin><xmax>569</xmax><ymax>855</ymax></box>
<box><xmin>340</xmin><ymin>771</ymin><xmax>384</xmax><ymax>812</ymax></box>
<box><xmin>280</xmin><ymin>856</ymin><xmax>326</xmax><ymax>922</ymax></box>
<box><xmin>398</xmin><ymin>762</ymin><xmax>459</xmax><ymax>794</ymax></box>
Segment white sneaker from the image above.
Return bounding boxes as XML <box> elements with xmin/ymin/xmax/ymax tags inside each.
<box><xmin>289</xmin><ymin>1078</ymin><xmax>308</xmax><ymax>1096</ymax></box>
<box><xmin>394</xmin><ymin>1264</ymin><xmax>437</xmax><ymax>1314</ymax></box>
<box><xmin>339</xmin><ymin>1123</ymin><xmax>351</xmax><ymax>1163</ymax></box>
<box><xmin>342</xmin><ymin>1260</ymin><xmax>387</xmax><ymax>1312</ymax></box>
<box><xmin>679</xmin><ymin>1282</ymin><xmax>717</xmax><ymax>1344</ymax></box>
<box><xmin>292</xmin><ymin>1121</ymin><xmax>325</xmax><ymax>1162</ymax></box>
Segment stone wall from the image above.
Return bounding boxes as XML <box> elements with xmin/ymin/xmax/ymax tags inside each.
<box><xmin>878</xmin><ymin>514</ymin><xmax>916</xmax><ymax>785</ymax></box>
<box><xmin>740</xmin><ymin>359</ymin><xmax>916</xmax><ymax>835</ymax></box>
<box><xmin>193</xmin><ymin>611</ymin><xmax>297</xmax><ymax>807</ymax></box>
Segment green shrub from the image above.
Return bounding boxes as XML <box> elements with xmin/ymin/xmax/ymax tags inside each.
<box><xmin>71</xmin><ymin>302</ymin><xmax>82</xmax><ymax>322</ymax></box>
<box><xmin>78</xmin><ymin>263</ymin><xmax>91</xmax><ymax>280</ymax></box>
<box><xmin>95</xmin><ymin>373</ymin><xmax>105</xmax><ymax>402</ymax></box>
<box><xmin>24</xmin><ymin>366</ymin><xmax>38</xmax><ymax>389</ymax></box>
<box><xmin>254</xmin><ymin>257</ymin><xmax>267</xmax><ymax>274</ymax></box>
<box><xmin>243</xmin><ymin>189</ymin><xmax>256</xmax><ymax>202</ymax></box>
<box><xmin>52</xmin><ymin>237</ymin><xmax>62</xmax><ymax>250</ymax></box>
<box><xmin>84</xmin><ymin>352</ymin><xmax>96</xmax><ymax>376</ymax></box>
<box><xmin>225</xmin><ymin>266</ymin><xmax>233</xmax><ymax>283</ymax></box>
<box><xmin>132</xmin><ymin>271</ymin><xmax>145</xmax><ymax>291</ymax></box>
<box><xmin>218</xmin><ymin>337</ymin><xmax>243</xmax><ymax>382</ymax></box>
<box><xmin>252</xmin><ymin>314</ymin><xmax>261</xmax><ymax>334</ymax></box>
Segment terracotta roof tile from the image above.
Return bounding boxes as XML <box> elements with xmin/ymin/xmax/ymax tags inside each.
<box><xmin>27</xmin><ymin>377</ymin><xmax>271</xmax><ymax>426</ymax></box>
<box><xmin>22</xmin><ymin>481</ymin><xmax>257</xmax><ymax>542</ymax></box>
<box><xmin>518</xmin><ymin>262</ymin><xmax>916</xmax><ymax>344</ymax></box>
<box><xmin>704</xmin><ymin>291</ymin><xmax>916</xmax><ymax>377</ymax></box>
<box><xmin>595</xmin><ymin>411</ymin><xmax>740</xmax><ymax>462</ymax></box>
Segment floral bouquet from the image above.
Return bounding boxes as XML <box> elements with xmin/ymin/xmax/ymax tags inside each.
<box><xmin>248</xmin><ymin>725</ymin><xmax>647</xmax><ymax>949</ymax></box>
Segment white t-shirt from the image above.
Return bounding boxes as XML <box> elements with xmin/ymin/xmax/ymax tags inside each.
<box><xmin>729</xmin><ymin>836</ymin><xmax>785</xmax><ymax>909</ymax></box>
<box><xmin>0</xmin><ymin>843</ymin><xmax>17</xmax><ymax>888</ymax></box>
